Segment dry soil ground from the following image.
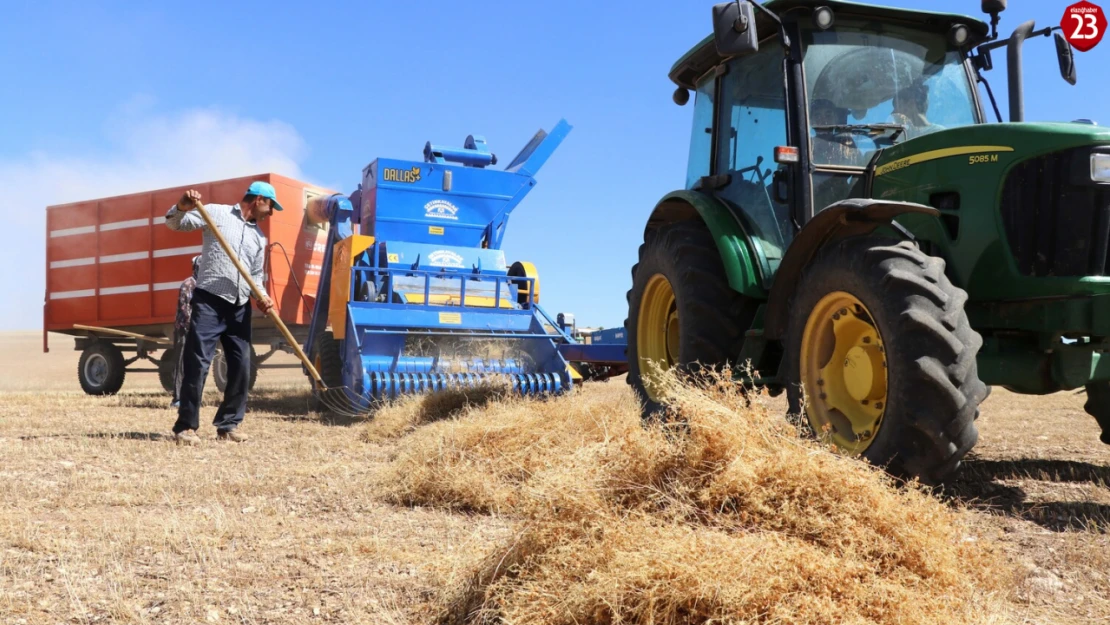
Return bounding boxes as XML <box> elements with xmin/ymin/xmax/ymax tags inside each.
<box><xmin>1</xmin><ymin>331</ymin><xmax>1108</xmax><ymax>624</ymax></box>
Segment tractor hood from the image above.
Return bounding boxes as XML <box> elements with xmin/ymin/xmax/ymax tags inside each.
<box><xmin>868</xmin><ymin>122</ymin><xmax>1110</xmax><ymax>186</ymax></box>
<box><xmin>866</xmin><ymin>120</ymin><xmax>1110</xmax><ymax>302</ymax></box>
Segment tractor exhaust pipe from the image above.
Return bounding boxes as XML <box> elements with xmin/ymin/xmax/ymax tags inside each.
<box><xmin>1007</xmin><ymin>20</ymin><xmax>1035</xmax><ymax>123</ymax></box>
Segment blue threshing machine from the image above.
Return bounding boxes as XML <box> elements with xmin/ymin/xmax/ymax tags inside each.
<box><xmin>303</xmin><ymin>119</ymin><xmax>622</xmax><ymax>408</ymax></box>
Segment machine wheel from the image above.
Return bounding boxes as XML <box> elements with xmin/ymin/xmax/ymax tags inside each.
<box><xmin>624</xmin><ymin>220</ymin><xmax>757</xmax><ymax>415</ymax></box>
<box><xmin>1081</xmin><ymin>382</ymin><xmax>1110</xmax><ymax>445</ymax></box>
<box><xmin>78</xmin><ymin>341</ymin><xmax>126</xmax><ymax>396</ymax></box>
<box><xmin>508</xmin><ymin>261</ymin><xmax>541</xmax><ymax>305</ymax></box>
<box><xmin>781</xmin><ymin>236</ymin><xmax>988</xmax><ymax>485</ymax></box>
<box><xmin>309</xmin><ymin>328</ymin><xmax>353</xmax><ymax>413</ymax></box>
<box><xmin>212</xmin><ymin>345</ymin><xmax>259</xmax><ymax>393</ymax></box>
<box><xmin>312</xmin><ymin>329</ymin><xmax>345</xmax><ymax>390</ymax></box>
<box><xmin>158</xmin><ymin>348</ymin><xmax>178</xmax><ymax>394</ymax></box>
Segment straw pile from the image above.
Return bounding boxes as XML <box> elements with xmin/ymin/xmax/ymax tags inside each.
<box><xmin>368</xmin><ymin>367</ymin><xmax>1016</xmax><ymax>625</ymax></box>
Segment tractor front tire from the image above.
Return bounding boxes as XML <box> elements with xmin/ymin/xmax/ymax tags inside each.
<box><xmin>624</xmin><ymin>220</ymin><xmax>756</xmax><ymax>415</ymax></box>
<box><xmin>78</xmin><ymin>341</ymin><xmax>126</xmax><ymax>396</ymax></box>
<box><xmin>781</xmin><ymin>237</ymin><xmax>988</xmax><ymax>485</ymax></box>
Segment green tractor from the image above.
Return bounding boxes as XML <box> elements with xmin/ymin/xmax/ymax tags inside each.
<box><xmin>624</xmin><ymin>0</ymin><xmax>1110</xmax><ymax>484</ymax></box>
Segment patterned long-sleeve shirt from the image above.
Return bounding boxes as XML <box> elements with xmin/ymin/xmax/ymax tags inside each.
<box><xmin>164</xmin><ymin>202</ymin><xmax>268</xmax><ymax>306</ymax></box>
<box><xmin>174</xmin><ymin>276</ymin><xmax>197</xmax><ymax>333</ymax></box>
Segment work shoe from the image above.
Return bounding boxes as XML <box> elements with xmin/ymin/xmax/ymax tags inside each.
<box><xmin>174</xmin><ymin>430</ymin><xmax>200</xmax><ymax>446</ymax></box>
<box><xmin>217</xmin><ymin>430</ymin><xmax>248</xmax><ymax>442</ymax></box>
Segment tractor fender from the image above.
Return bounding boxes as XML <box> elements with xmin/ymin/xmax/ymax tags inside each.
<box><xmin>763</xmin><ymin>198</ymin><xmax>940</xmax><ymax>340</ymax></box>
<box><xmin>645</xmin><ymin>190</ymin><xmax>765</xmax><ymax>299</ymax></box>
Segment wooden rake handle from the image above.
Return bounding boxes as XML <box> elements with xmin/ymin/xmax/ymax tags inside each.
<box><xmin>189</xmin><ymin>199</ymin><xmax>328</xmax><ymax>390</ymax></box>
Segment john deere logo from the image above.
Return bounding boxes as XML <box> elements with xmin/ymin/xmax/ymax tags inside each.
<box><xmin>429</xmin><ymin>250</ymin><xmax>465</xmax><ymax>268</ymax></box>
<box><xmin>383</xmin><ymin>166</ymin><xmax>422</xmax><ymax>183</ymax></box>
<box><xmin>424</xmin><ymin>199</ymin><xmax>459</xmax><ymax>220</ymax></box>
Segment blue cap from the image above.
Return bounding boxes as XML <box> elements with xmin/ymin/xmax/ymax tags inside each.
<box><xmin>246</xmin><ymin>180</ymin><xmax>284</xmax><ymax>211</ymax></box>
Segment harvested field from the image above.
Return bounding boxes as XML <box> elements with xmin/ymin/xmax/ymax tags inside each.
<box><xmin>1</xmin><ymin>331</ymin><xmax>1108</xmax><ymax>623</ymax></box>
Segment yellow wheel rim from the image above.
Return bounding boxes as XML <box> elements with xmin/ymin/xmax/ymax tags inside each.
<box><xmin>637</xmin><ymin>274</ymin><xmax>678</xmax><ymax>401</ymax></box>
<box><xmin>799</xmin><ymin>291</ymin><xmax>888</xmax><ymax>454</ymax></box>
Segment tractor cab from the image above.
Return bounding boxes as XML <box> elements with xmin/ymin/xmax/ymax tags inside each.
<box><xmin>671</xmin><ymin>0</ymin><xmax>1077</xmax><ymax>276</ymax></box>
<box><xmin>801</xmin><ymin>15</ymin><xmax>984</xmax><ymax>209</ymax></box>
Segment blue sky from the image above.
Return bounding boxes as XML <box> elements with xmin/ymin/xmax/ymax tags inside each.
<box><xmin>2</xmin><ymin>0</ymin><xmax>1107</xmax><ymax>331</ymax></box>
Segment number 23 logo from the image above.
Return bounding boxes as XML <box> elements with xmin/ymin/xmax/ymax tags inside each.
<box><xmin>1062</xmin><ymin>1</ymin><xmax>1106</xmax><ymax>52</ymax></box>
<box><xmin>1070</xmin><ymin>12</ymin><xmax>1100</xmax><ymax>39</ymax></box>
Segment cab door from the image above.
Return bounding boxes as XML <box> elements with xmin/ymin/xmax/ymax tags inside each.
<box><xmin>710</xmin><ymin>39</ymin><xmax>795</xmax><ymax>276</ymax></box>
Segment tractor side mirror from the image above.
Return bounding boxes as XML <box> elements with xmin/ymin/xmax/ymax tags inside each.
<box><xmin>981</xmin><ymin>0</ymin><xmax>1006</xmax><ymax>14</ymax></box>
<box><xmin>712</xmin><ymin>1</ymin><xmax>760</xmax><ymax>56</ymax></box>
<box><xmin>1055</xmin><ymin>32</ymin><xmax>1077</xmax><ymax>86</ymax></box>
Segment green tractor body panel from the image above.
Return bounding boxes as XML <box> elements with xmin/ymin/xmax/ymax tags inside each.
<box><xmin>871</xmin><ymin>122</ymin><xmax>1110</xmax><ymax>299</ymax></box>
<box><xmin>648</xmin><ymin>191</ymin><xmax>767</xmax><ymax>299</ymax></box>
<box><xmin>866</xmin><ymin>123</ymin><xmax>1110</xmax><ymax>392</ymax></box>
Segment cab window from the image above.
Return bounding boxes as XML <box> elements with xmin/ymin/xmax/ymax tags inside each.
<box><xmin>713</xmin><ymin>39</ymin><xmax>793</xmax><ymax>263</ymax></box>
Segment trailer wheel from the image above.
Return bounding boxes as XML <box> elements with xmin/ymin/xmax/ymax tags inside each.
<box><xmin>78</xmin><ymin>342</ymin><xmax>126</xmax><ymax>396</ymax></box>
<box><xmin>624</xmin><ymin>219</ymin><xmax>757</xmax><ymax>415</ymax></box>
<box><xmin>212</xmin><ymin>345</ymin><xmax>259</xmax><ymax>393</ymax></box>
<box><xmin>780</xmin><ymin>237</ymin><xmax>988</xmax><ymax>485</ymax></box>
<box><xmin>158</xmin><ymin>348</ymin><xmax>178</xmax><ymax>394</ymax></box>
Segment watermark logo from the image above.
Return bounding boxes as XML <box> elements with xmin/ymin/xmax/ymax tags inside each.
<box><xmin>1062</xmin><ymin>1</ymin><xmax>1106</xmax><ymax>52</ymax></box>
<box><xmin>424</xmin><ymin>199</ymin><xmax>459</xmax><ymax>220</ymax></box>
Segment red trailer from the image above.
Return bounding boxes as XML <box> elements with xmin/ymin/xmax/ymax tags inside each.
<box><xmin>43</xmin><ymin>173</ymin><xmax>337</xmax><ymax>395</ymax></box>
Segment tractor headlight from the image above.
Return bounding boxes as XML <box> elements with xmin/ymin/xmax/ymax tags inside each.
<box><xmin>1091</xmin><ymin>153</ymin><xmax>1110</xmax><ymax>183</ymax></box>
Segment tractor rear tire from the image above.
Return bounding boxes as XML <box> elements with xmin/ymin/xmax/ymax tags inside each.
<box><xmin>78</xmin><ymin>341</ymin><xmax>126</xmax><ymax>396</ymax></box>
<box><xmin>624</xmin><ymin>220</ymin><xmax>757</xmax><ymax>415</ymax></box>
<box><xmin>1081</xmin><ymin>382</ymin><xmax>1110</xmax><ymax>445</ymax></box>
<box><xmin>781</xmin><ymin>236</ymin><xmax>989</xmax><ymax>485</ymax></box>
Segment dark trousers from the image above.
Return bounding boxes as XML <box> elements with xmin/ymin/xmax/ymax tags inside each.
<box><xmin>173</xmin><ymin>288</ymin><xmax>253</xmax><ymax>434</ymax></box>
